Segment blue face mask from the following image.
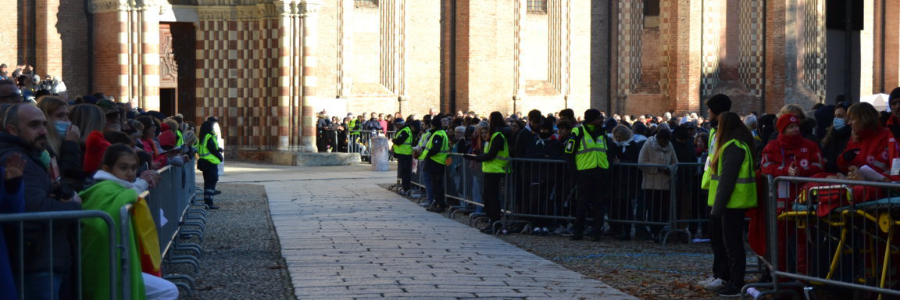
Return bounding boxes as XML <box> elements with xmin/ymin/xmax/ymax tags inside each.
<box><xmin>833</xmin><ymin>118</ymin><xmax>846</xmax><ymax>130</ymax></box>
<box><xmin>54</xmin><ymin>121</ymin><xmax>70</xmax><ymax>137</ymax></box>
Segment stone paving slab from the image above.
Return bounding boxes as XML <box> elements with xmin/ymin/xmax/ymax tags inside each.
<box><xmin>218</xmin><ymin>162</ymin><xmax>636</xmax><ymax>300</ymax></box>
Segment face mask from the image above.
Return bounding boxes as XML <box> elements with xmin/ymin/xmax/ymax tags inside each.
<box><xmin>54</xmin><ymin>121</ymin><xmax>70</xmax><ymax>137</ymax></box>
<box><xmin>833</xmin><ymin>118</ymin><xmax>846</xmax><ymax>130</ymax></box>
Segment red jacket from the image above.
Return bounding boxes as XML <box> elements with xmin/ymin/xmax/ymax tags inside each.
<box><xmin>761</xmin><ymin>136</ymin><xmax>824</xmax><ymax>177</ymax></box>
<box><xmin>836</xmin><ymin>127</ymin><xmax>892</xmax><ymax>174</ymax></box>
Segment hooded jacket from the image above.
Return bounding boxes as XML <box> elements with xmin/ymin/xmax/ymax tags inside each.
<box><xmin>0</xmin><ymin>132</ymin><xmax>81</xmax><ymax>273</ymax></box>
<box><xmin>836</xmin><ymin>127</ymin><xmax>892</xmax><ymax>174</ymax></box>
<box><xmin>637</xmin><ymin>135</ymin><xmax>679</xmax><ymax>190</ymax></box>
<box><xmin>761</xmin><ymin>135</ymin><xmax>824</xmax><ymax>178</ymax></box>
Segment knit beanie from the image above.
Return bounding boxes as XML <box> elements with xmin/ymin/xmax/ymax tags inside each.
<box><xmin>83</xmin><ymin>130</ymin><xmax>111</xmax><ymax>173</ymax></box>
<box><xmin>706</xmin><ymin>94</ymin><xmax>732</xmax><ymax>115</ymax></box>
<box><xmin>776</xmin><ymin>113</ymin><xmax>800</xmax><ymax>134</ymax></box>
<box><xmin>583</xmin><ymin>109</ymin><xmax>602</xmax><ymax>124</ymax></box>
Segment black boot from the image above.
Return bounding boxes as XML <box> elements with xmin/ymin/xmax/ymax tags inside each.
<box><xmin>204</xmin><ymin>197</ymin><xmax>219</xmax><ymax>209</ymax></box>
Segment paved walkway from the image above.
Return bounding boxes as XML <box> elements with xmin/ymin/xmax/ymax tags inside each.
<box><xmin>218</xmin><ymin>162</ymin><xmax>636</xmax><ymax>300</ymax></box>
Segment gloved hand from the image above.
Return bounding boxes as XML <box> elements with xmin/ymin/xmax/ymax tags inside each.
<box><xmin>842</xmin><ymin>148</ymin><xmax>860</xmax><ymax>163</ymax></box>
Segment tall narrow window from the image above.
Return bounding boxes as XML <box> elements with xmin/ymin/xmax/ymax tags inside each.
<box><xmin>527</xmin><ymin>0</ymin><xmax>547</xmax><ymax>13</ymax></box>
<box><xmin>355</xmin><ymin>0</ymin><xmax>378</xmax><ymax>8</ymax></box>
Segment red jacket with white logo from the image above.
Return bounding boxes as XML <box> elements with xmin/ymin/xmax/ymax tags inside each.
<box><xmin>761</xmin><ymin>136</ymin><xmax>824</xmax><ymax>178</ymax></box>
<box><xmin>836</xmin><ymin>127</ymin><xmax>893</xmax><ymax>175</ymax></box>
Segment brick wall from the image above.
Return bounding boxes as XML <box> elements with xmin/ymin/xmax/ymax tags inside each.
<box><xmin>765</xmin><ymin>0</ymin><xmax>786</xmax><ymax>114</ymax></box>
<box><xmin>0</xmin><ymin>0</ymin><xmax>18</xmax><ymax>68</ymax></box>
<box><xmin>92</xmin><ymin>11</ymin><xmax>125</xmax><ymax>99</ymax></box>
<box><xmin>404</xmin><ymin>0</ymin><xmax>441</xmax><ymax>115</ymax></box>
<box><xmin>56</xmin><ymin>0</ymin><xmax>89</xmax><ymax>97</ymax></box>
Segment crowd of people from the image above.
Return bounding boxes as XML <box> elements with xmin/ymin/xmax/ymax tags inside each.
<box><xmin>0</xmin><ymin>75</ymin><xmax>226</xmax><ymax>299</ymax></box>
<box><xmin>384</xmin><ymin>88</ymin><xmax>900</xmax><ymax>297</ymax></box>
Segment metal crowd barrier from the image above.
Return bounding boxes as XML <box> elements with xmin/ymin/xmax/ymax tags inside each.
<box><xmin>1</xmin><ymin>210</ymin><xmax>119</xmax><ymax>300</ymax></box>
<box><xmin>406</xmin><ymin>155</ymin><xmax>708</xmax><ymax>244</ymax></box>
<box><xmin>744</xmin><ymin>176</ymin><xmax>900</xmax><ymax>300</ymax></box>
<box><xmin>346</xmin><ymin>130</ymin><xmax>396</xmax><ymax>163</ymax></box>
<box><xmin>3</xmin><ymin>159</ymin><xmax>202</xmax><ymax>300</ymax></box>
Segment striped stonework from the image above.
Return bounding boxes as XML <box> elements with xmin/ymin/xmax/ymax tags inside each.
<box><xmin>738</xmin><ymin>0</ymin><xmax>764</xmax><ymax>98</ymax></box>
<box><xmin>700</xmin><ymin>0</ymin><xmax>721</xmax><ymax>100</ymax></box>
<box><xmin>801</xmin><ymin>0</ymin><xmax>826</xmax><ymax>102</ymax></box>
<box><xmin>617</xmin><ymin>0</ymin><xmax>643</xmax><ymax>96</ymax></box>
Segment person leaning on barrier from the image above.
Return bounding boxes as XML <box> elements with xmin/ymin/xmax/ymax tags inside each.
<box><xmin>563</xmin><ymin>109</ymin><xmax>611</xmax><ymax>241</ymax></box>
<box><xmin>705</xmin><ymin>112</ymin><xmax>758</xmax><ymax>297</ymax></box>
<box><xmin>0</xmin><ymin>103</ymin><xmax>82</xmax><ymax>299</ymax></box>
<box><xmin>637</xmin><ymin>126</ymin><xmax>678</xmax><ymax>242</ymax></box>
<box><xmin>421</xmin><ymin>115</ymin><xmax>450</xmax><ymax>213</ymax></box>
<box><xmin>464</xmin><ymin>112</ymin><xmax>511</xmax><ymax>233</ymax></box>
<box><xmin>392</xmin><ymin>120</ymin><xmax>420</xmax><ymax>195</ymax></box>
<box><xmin>81</xmin><ymin>144</ymin><xmax>178</xmax><ymax>300</ymax></box>
<box><xmin>196</xmin><ymin>117</ymin><xmax>223</xmax><ymax>209</ymax></box>
<box><xmin>0</xmin><ymin>152</ymin><xmax>27</xmax><ymax>300</ymax></box>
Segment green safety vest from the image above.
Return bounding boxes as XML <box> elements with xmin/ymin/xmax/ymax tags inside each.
<box><xmin>572</xmin><ymin>126</ymin><xmax>609</xmax><ymax>170</ymax></box>
<box><xmin>707</xmin><ymin>139</ymin><xmax>757</xmax><ymax>209</ymax></box>
<box><xmin>198</xmin><ymin>133</ymin><xmax>221</xmax><ymax>165</ymax></box>
<box><xmin>483</xmin><ymin>132</ymin><xmax>509</xmax><ymax>173</ymax></box>
<box><xmin>175</xmin><ymin>130</ymin><xmax>184</xmax><ymax>147</ymax></box>
<box><xmin>393</xmin><ymin>127</ymin><xmax>413</xmax><ymax>155</ymax></box>
<box><xmin>349</xmin><ymin>119</ymin><xmax>359</xmax><ymax>135</ymax></box>
<box><xmin>701</xmin><ymin>127</ymin><xmax>717</xmax><ymax>189</ymax></box>
<box><xmin>420</xmin><ymin>130</ymin><xmax>449</xmax><ymax>165</ymax></box>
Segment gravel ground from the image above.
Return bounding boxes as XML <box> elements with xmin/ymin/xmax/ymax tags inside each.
<box><xmin>165</xmin><ymin>183</ymin><xmax>295</xmax><ymax>300</ymax></box>
<box><xmin>380</xmin><ymin>183</ymin><xmax>764</xmax><ymax>300</ymax></box>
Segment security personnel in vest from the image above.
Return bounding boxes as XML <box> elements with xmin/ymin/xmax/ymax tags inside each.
<box><xmin>392</xmin><ymin>120</ymin><xmax>420</xmax><ymax>194</ymax></box>
<box><xmin>563</xmin><ymin>109</ymin><xmax>610</xmax><ymax>241</ymax></box>
<box><xmin>348</xmin><ymin>114</ymin><xmax>363</xmax><ymax>153</ymax></box>
<box><xmin>421</xmin><ymin>115</ymin><xmax>450</xmax><ymax>212</ymax></box>
<box><xmin>705</xmin><ymin>112</ymin><xmax>757</xmax><ymax>297</ymax></box>
<box><xmin>701</xmin><ymin>94</ymin><xmax>732</xmax><ymax>190</ymax></box>
<box><xmin>464</xmin><ymin>112</ymin><xmax>511</xmax><ymax>233</ymax></box>
<box><xmin>197</xmin><ymin>116</ymin><xmax>223</xmax><ymax>209</ymax></box>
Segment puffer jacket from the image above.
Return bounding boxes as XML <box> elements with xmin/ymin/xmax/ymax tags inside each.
<box><xmin>0</xmin><ymin>132</ymin><xmax>81</xmax><ymax>273</ymax></box>
<box><xmin>638</xmin><ymin>135</ymin><xmax>679</xmax><ymax>190</ymax></box>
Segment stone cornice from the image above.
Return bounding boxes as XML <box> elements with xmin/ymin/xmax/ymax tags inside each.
<box><xmin>91</xmin><ymin>0</ymin><xmax>130</xmax><ymax>13</ymax></box>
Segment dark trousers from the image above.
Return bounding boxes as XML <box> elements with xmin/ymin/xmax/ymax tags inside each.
<box><xmin>710</xmin><ymin>208</ymin><xmax>747</xmax><ymax>286</ymax></box>
<box><xmin>396</xmin><ymin>154</ymin><xmax>412</xmax><ymax>191</ymax></box>
<box><xmin>644</xmin><ymin>189</ymin><xmax>671</xmax><ymax>234</ymax></box>
<box><xmin>574</xmin><ymin>168</ymin><xmax>609</xmax><ymax>235</ymax></box>
<box><xmin>483</xmin><ymin>173</ymin><xmax>504</xmax><ymax>223</ymax></box>
<box><xmin>198</xmin><ymin>159</ymin><xmax>219</xmax><ymax>196</ymax></box>
<box><xmin>426</xmin><ymin>160</ymin><xmax>446</xmax><ymax>207</ymax></box>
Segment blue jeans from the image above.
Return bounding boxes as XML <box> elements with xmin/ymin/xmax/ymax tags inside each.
<box><xmin>422</xmin><ymin>168</ymin><xmax>434</xmax><ymax>202</ymax></box>
<box><xmin>17</xmin><ymin>271</ymin><xmax>65</xmax><ymax>300</ymax></box>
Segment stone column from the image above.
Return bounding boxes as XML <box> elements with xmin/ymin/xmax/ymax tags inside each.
<box><xmin>299</xmin><ymin>0</ymin><xmax>320</xmax><ymax>152</ymax></box>
<box><xmin>513</xmin><ymin>0</ymin><xmax>526</xmax><ymax>101</ymax></box>
<box><xmin>276</xmin><ymin>0</ymin><xmax>294</xmax><ymax>150</ymax></box>
<box><xmin>141</xmin><ymin>4</ymin><xmax>161</xmax><ymax>111</ymax></box>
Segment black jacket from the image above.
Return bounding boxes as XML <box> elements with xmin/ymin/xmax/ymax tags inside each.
<box><xmin>0</xmin><ymin>133</ymin><xmax>81</xmax><ymax>273</ymax></box>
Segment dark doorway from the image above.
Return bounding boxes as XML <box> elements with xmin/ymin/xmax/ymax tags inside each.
<box><xmin>160</xmin><ymin>88</ymin><xmax>177</xmax><ymax>116</ymax></box>
<box><xmin>160</xmin><ymin>22</ymin><xmax>196</xmax><ymax>125</ymax></box>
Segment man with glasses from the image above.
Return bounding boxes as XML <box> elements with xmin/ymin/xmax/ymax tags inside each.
<box><xmin>0</xmin><ymin>80</ymin><xmax>23</xmax><ymax>104</ymax></box>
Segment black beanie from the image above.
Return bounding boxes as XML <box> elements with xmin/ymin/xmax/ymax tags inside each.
<box><xmin>890</xmin><ymin>87</ymin><xmax>900</xmax><ymax>102</ymax></box>
<box><xmin>584</xmin><ymin>109</ymin><xmax>602</xmax><ymax>123</ymax></box>
<box><xmin>430</xmin><ymin>115</ymin><xmax>443</xmax><ymax>128</ymax></box>
<box><xmin>706</xmin><ymin>94</ymin><xmax>732</xmax><ymax>115</ymax></box>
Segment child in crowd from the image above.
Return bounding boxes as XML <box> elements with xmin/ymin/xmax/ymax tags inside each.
<box><xmin>80</xmin><ymin>144</ymin><xmax>174</xmax><ymax>300</ymax></box>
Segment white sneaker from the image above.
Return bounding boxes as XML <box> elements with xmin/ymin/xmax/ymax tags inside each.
<box><xmin>703</xmin><ymin>278</ymin><xmax>727</xmax><ymax>291</ymax></box>
<box><xmin>697</xmin><ymin>276</ymin><xmax>716</xmax><ymax>286</ymax></box>
<box><xmin>532</xmin><ymin>227</ymin><xmax>541</xmax><ymax>235</ymax></box>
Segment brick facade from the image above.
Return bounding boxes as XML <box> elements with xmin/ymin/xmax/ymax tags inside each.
<box><xmin>6</xmin><ymin>0</ymin><xmax>900</xmax><ymax>155</ymax></box>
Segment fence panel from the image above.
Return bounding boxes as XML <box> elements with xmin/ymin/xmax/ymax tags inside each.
<box><xmin>747</xmin><ymin>176</ymin><xmax>900</xmax><ymax>299</ymax></box>
<box><xmin>445</xmin><ymin>153</ymin><xmax>485</xmax><ymax>212</ymax></box>
<box><xmin>1</xmin><ymin>210</ymin><xmax>119</xmax><ymax>300</ymax></box>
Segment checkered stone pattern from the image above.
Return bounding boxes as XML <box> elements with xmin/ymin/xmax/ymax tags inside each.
<box><xmin>738</xmin><ymin>0</ymin><xmax>764</xmax><ymax>98</ymax></box>
<box><xmin>803</xmin><ymin>0</ymin><xmax>827</xmax><ymax>102</ymax></box>
<box><xmin>700</xmin><ymin>0</ymin><xmax>721</xmax><ymax>100</ymax></box>
<box><xmin>617</xmin><ymin>0</ymin><xmax>643</xmax><ymax>95</ymax></box>
<box><xmin>658</xmin><ymin>0</ymin><xmax>671</xmax><ymax>96</ymax></box>
<box><xmin>196</xmin><ymin>18</ymin><xmax>282</xmax><ymax>151</ymax></box>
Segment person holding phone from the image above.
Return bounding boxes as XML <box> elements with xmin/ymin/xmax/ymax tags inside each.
<box><xmin>37</xmin><ymin>97</ymin><xmax>84</xmax><ymax>191</ymax></box>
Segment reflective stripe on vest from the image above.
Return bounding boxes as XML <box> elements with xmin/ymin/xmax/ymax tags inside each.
<box><xmin>483</xmin><ymin>132</ymin><xmax>509</xmax><ymax>173</ymax></box>
<box><xmin>420</xmin><ymin>130</ymin><xmax>449</xmax><ymax>165</ymax></box>
<box><xmin>574</xmin><ymin>126</ymin><xmax>609</xmax><ymax>170</ymax></box>
<box><xmin>349</xmin><ymin>119</ymin><xmax>359</xmax><ymax>135</ymax></box>
<box><xmin>701</xmin><ymin>127</ymin><xmax>717</xmax><ymax>190</ymax></box>
<box><xmin>393</xmin><ymin>127</ymin><xmax>413</xmax><ymax>155</ymax></box>
<box><xmin>198</xmin><ymin>133</ymin><xmax>222</xmax><ymax>165</ymax></box>
<box><xmin>707</xmin><ymin>139</ymin><xmax>757</xmax><ymax>209</ymax></box>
